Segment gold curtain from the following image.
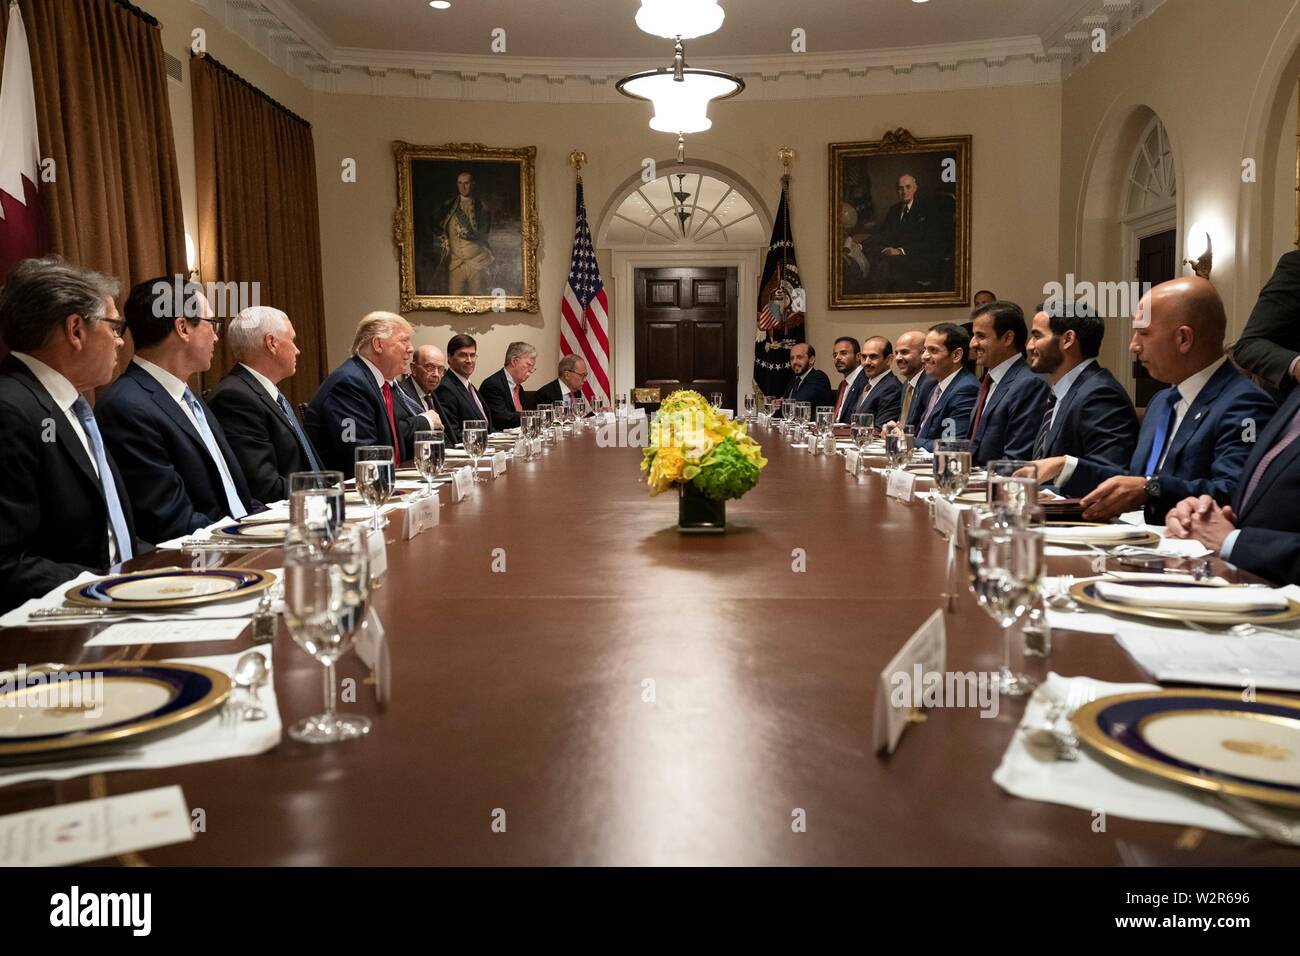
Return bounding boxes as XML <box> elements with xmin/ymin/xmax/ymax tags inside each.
<box><xmin>190</xmin><ymin>53</ymin><xmax>327</xmax><ymax>404</ymax></box>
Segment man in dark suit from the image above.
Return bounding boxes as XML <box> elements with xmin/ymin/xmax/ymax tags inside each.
<box><xmin>396</xmin><ymin>344</ymin><xmax>450</xmax><ymax>427</ymax></box>
<box><xmin>534</xmin><ymin>353</ymin><xmax>588</xmax><ymax>407</ymax></box>
<box><xmin>775</xmin><ymin>343</ymin><xmax>835</xmax><ymax>416</ymax></box>
<box><xmin>207</xmin><ymin>306</ymin><xmax>321</xmax><ymax>503</ymax></box>
<box><xmin>869</xmin><ymin>174</ymin><xmax>946</xmax><ymax>293</ymax></box>
<box><xmin>1166</xmin><ymin>383</ymin><xmax>1300</xmax><ymax>585</ymax></box>
<box><xmin>881</xmin><ymin>331</ymin><xmax>934</xmax><ymax>432</ymax></box>
<box><xmin>967</xmin><ymin>300</ymin><xmax>1051</xmax><ymax>465</ymax></box>
<box><xmin>1232</xmin><ymin>249</ymin><xmax>1300</xmax><ymax>400</ymax></box>
<box><xmin>1055</xmin><ymin>278</ymin><xmax>1276</xmax><ymax>522</ymax></box>
<box><xmin>848</xmin><ymin>336</ymin><xmax>902</xmax><ymax>424</ymax></box>
<box><xmin>478</xmin><ymin>341</ymin><xmax>537</xmax><ymax>429</ymax></box>
<box><xmin>0</xmin><ymin>257</ymin><xmax>144</xmax><ymax>612</ymax></box>
<box><xmin>908</xmin><ymin>323</ymin><xmax>979</xmax><ymax>451</ymax></box>
<box><xmin>306</xmin><ymin>312</ymin><xmax>439</xmax><ymax>471</ymax></box>
<box><xmin>830</xmin><ymin>336</ymin><xmax>866</xmax><ymax>423</ymax></box>
<box><xmin>97</xmin><ymin>278</ymin><xmax>262</xmax><ymax>544</ymax></box>
<box><xmin>437</xmin><ymin>332</ymin><xmax>495</xmax><ymax>443</ymax></box>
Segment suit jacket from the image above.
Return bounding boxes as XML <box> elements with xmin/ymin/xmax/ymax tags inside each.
<box><xmin>780</xmin><ymin>368</ymin><xmax>836</xmax><ymax>414</ymax></box>
<box><xmin>305</xmin><ymin>355</ymin><xmax>424</xmax><ymax>473</ymax></box>
<box><xmin>873</xmin><ymin>197</ymin><xmax>942</xmax><ymax>265</ymax></box>
<box><xmin>832</xmin><ymin>370</ymin><xmax>871</xmax><ymax>424</ymax></box>
<box><xmin>397</xmin><ymin>376</ymin><xmax>450</xmax><ymax>427</ymax></box>
<box><xmin>436</xmin><ymin>373</ymin><xmax>495</xmax><ymax>444</ymax></box>
<box><xmin>902</xmin><ymin>375</ymin><xmax>937</xmax><ymax>430</ymax></box>
<box><xmin>1063</xmin><ymin>360</ymin><xmax>1277</xmax><ymax>522</ymax></box>
<box><xmin>533</xmin><ymin>378</ymin><xmax>564</xmax><ymax>407</ymax></box>
<box><xmin>1033</xmin><ymin>361</ymin><xmax>1137</xmax><ymax>471</ymax></box>
<box><xmin>914</xmin><ymin>369</ymin><xmax>980</xmax><ymax>451</ymax></box>
<box><xmin>206</xmin><ymin>364</ymin><xmax>315</xmax><ymax>503</ymax></box>
<box><xmin>0</xmin><ymin>357</ymin><xmax>142</xmax><ymax>612</ymax></box>
<box><xmin>97</xmin><ymin>361</ymin><xmax>261</xmax><ymax>544</ymax></box>
<box><xmin>1227</xmin><ymin>386</ymin><xmax>1300</xmax><ymax>584</ymax></box>
<box><xmin>1233</xmin><ymin>249</ymin><xmax>1300</xmax><ymax>400</ymax></box>
<box><xmin>970</xmin><ymin>357</ymin><xmax>1052</xmax><ymax>466</ymax></box>
<box><xmin>852</xmin><ymin>372</ymin><xmax>903</xmax><ymax>426</ymax></box>
<box><xmin>478</xmin><ymin>368</ymin><xmax>527</xmax><ymax>429</ymax></box>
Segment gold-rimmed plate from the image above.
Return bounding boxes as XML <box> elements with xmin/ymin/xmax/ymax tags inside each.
<box><xmin>1071</xmin><ymin>689</ymin><xmax>1300</xmax><ymax>808</ymax></box>
<box><xmin>65</xmin><ymin>568</ymin><xmax>275</xmax><ymax>609</ymax></box>
<box><xmin>1067</xmin><ymin>576</ymin><xmax>1300</xmax><ymax>625</ymax></box>
<box><xmin>1044</xmin><ymin>521</ymin><xmax>1160</xmax><ymax>548</ymax></box>
<box><xmin>0</xmin><ymin>661</ymin><xmax>231</xmax><ymax>757</ymax></box>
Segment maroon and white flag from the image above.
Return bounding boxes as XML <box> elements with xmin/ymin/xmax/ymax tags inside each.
<box><xmin>0</xmin><ymin>1</ymin><xmax>50</xmax><ymax>285</ymax></box>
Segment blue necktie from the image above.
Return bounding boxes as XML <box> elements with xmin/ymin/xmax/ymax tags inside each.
<box><xmin>72</xmin><ymin>397</ymin><xmax>134</xmax><ymax>563</ymax></box>
<box><xmin>276</xmin><ymin>392</ymin><xmax>322</xmax><ymax>471</ymax></box>
<box><xmin>183</xmin><ymin>388</ymin><xmax>248</xmax><ymax>520</ymax></box>
<box><xmin>1142</xmin><ymin>386</ymin><xmax>1181</xmax><ymax>475</ymax></box>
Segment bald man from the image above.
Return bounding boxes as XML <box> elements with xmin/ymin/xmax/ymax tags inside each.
<box><xmin>1047</xmin><ymin>278</ymin><xmax>1276</xmax><ymax>522</ymax></box>
<box><xmin>880</xmin><ymin>330</ymin><xmax>933</xmax><ymax>431</ymax></box>
<box><xmin>870</xmin><ymin>174</ymin><xmax>943</xmax><ymax>294</ymax></box>
<box><xmin>397</xmin><ymin>344</ymin><xmax>449</xmax><ymax>428</ymax></box>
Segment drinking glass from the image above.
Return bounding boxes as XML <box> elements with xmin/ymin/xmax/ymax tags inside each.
<box><xmin>711</xmin><ymin>391</ymin><xmax>724</xmax><ymax>409</ymax></box>
<box><xmin>966</xmin><ymin>524</ymin><xmax>1043</xmax><ymax>696</ymax></box>
<box><xmin>884</xmin><ymin>429</ymin><xmax>906</xmax><ymax>470</ymax></box>
<box><xmin>900</xmin><ymin>424</ymin><xmax>916</xmax><ymax>463</ymax></box>
<box><xmin>288</xmin><ymin>470</ymin><xmax>344</xmax><ymax>550</ymax></box>
<box><xmin>283</xmin><ymin>524</ymin><xmax>372</xmax><ymax>743</ymax></box>
<box><xmin>519</xmin><ymin>410</ymin><xmax>539</xmax><ymax>460</ymax></box>
<box><xmin>413</xmin><ymin>428</ymin><xmax>444</xmax><ymax>498</ymax></box>
<box><xmin>743</xmin><ymin>393</ymin><xmax>756</xmax><ymax>421</ymax></box>
<box><xmin>988</xmin><ymin>460</ymin><xmax>1039</xmax><ymax>527</ymax></box>
<box><xmin>934</xmin><ymin>439</ymin><xmax>973</xmax><ymax>503</ymax></box>
<box><xmin>354</xmin><ymin>446</ymin><xmax>394</xmax><ymax>531</ymax></box>
<box><xmin>462</xmin><ymin>419</ymin><xmax>488</xmax><ymax>482</ymax></box>
<box><xmin>851</xmin><ymin>413</ymin><xmax>875</xmax><ymax>451</ymax></box>
<box><xmin>573</xmin><ymin>395</ymin><xmax>589</xmax><ymax>421</ymax></box>
<box><xmin>537</xmin><ymin>405</ymin><xmax>554</xmax><ymax>445</ymax></box>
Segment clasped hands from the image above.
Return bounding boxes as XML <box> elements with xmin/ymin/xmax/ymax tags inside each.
<box><xmin>1165</xmin><ymin>495</ymin><xmax>1237</xmax><ymax>552</ymax></box>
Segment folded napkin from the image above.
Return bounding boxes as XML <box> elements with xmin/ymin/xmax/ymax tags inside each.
<box><xmin>992</xmin><ymin>672</ymin><xmax>1252</xmax><ymax>836</ymax></box>
<box><xmin>1045</xmin><ymin>525</ymin><xmax>1150</xmax><ymax>544</ymax></box>
<box><xmin>0</xmin><ymin>646</ymin><xmax>280</xmax><ymax>788</ymax></box>
<box><xmin>1094</xmin><ymin>581</ymin><xmax>1290</xmax><ymax>612</ymax></box>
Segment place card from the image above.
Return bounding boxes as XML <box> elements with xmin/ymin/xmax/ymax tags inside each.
<box><xmin>353</xmin><ymin>608</ymin><xmax>392</xmax><ymax>705</ymax></box>
<box><xmin>491</xmin><ymin>451</ymin><xmax>508</xmax><ymax>478</ymax></box>
<box><xmin>0</xmin><ymin>784</ymin><xmax>193</xmax><ymax>867</ymax></box>
<box><xmin>366</xmin><ymin>526</ymin><xmax>388</xmax><ymax>581</ymax></box>
<box><xmin>886</xmin><ymin>468</ymin><xmax>917</xmax><ymax>503</ymax></box>
<box><xmin>84</xmin><ymin>619</ymin><xmax>248</xmax><ymax>648</ymax></box>
<box><xmin>932</xmin><ymin>496</ymin><xmax>970</xmax><ymax>543</ymax></box>
<box><xmin>404</xmin><ymin>492</ymin><xmax>440</xmax><ymax>540</ymax></box>
<box><xmin>450</xmin><ymin>466</ymin><xmax>473</xmax><ymax>502</ymax></box>
<box><xmin>872</xmin><ymin>609</ymin><xmax>947</xmax><ymax>755</ymax></box>
<box><xmin>844</xmin><ymin>447</ymin><xmax>860</xmax><ymax>474</ymax></box>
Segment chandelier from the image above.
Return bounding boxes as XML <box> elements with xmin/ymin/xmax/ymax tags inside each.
<box><xmin>616</xmin><ymin>1</ymin><xmax>744</xmax><ymax>158</ymax></box>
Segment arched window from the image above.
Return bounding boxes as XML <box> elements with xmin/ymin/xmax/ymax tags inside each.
<box><xmin>1123</xmin><ymin>116</ymin><xmax>1176</xmax><ymax>218</ymax></box>
<box><xmin>605</xmin><ymin>172</ymin><xmax>766</xmax><ymax>245</ymax></box>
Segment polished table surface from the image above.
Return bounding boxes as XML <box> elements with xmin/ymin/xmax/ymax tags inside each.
<box><xmin>2</xmin><ymin>426</ymin><xmax>1298</xmax><ymax>865</ymax></box>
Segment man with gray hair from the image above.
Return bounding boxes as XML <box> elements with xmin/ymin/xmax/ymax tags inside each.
<box><xmin>533</xmin><ymin>353</ymin><xmax>589</xmax><ymax>406</ymax></box>
<box><xmin>0</xmin><ymin>256</ymin><xmax>142</xmax><ymax>612</ymax></box>
<box><xmin>397</xmin><ymin>344</ymin><xmax>449</xmax><ymax>427</ymax></box>
<box><xmin>207</xmin><ymin>306</ymin><xmax>322</xmax><ymax>502</ymax></box>
<box><xmin>479</xmin><ymin>340</ymin><xmax>538</xmax><ymax>429</ymax></box>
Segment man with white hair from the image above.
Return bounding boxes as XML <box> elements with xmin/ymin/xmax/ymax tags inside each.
<box><xmin>207</xmin><ymin>306</ymin><xmax>322</xmax><ymax>502</ymax></box>
<box><xmin>397</xmin><ymin>344</ymin><xmax>449</xmax><ymax>427</ymax></box>
<box><xmin>306</xmin><ymin>311</ymin><xmax>439</xmax><ymax>470</ymax></box>
<box><xmin>478</xmin><ymin>340</ymin><xmax>537</xmax><ymax>429</ymax></box>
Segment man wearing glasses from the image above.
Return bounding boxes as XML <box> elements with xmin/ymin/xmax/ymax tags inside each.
<box><xmin>97</xmin><ymin>276</ymin><xmax>262</xmax><ymax>543</ymax></box>
<box><xmin>533</xmin><ymin>353</ymin><xmax>588</xmax><ymax>407</ymax></box>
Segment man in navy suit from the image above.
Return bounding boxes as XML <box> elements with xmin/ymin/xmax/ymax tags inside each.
<box><xmin>881</xmin><ymin>331</ymin><xmax>933</xmax><ymax>431</ymax></box>
<box><xmin>775</xmin><ymin>343</ymin><xmax>835</xmax><ymax>415</ymax></box>
<box><xmin>534</xmin><ymin>354</ymin><xmax>589</xmax><ymax>407</ymax></box>
<box><xmin>829</xmin><ymin>336</ymin><xmax>865</xmax><ymax>423</ymax></box>
<box><xmin>1231</xmin><ymin>249</ymin><xmax>1300</xmax><ymax>400</ymax></box>
<box><xmin>849</xmin><ymin>336</ymin><xmax>902</xmax><ymax>424</ymax></box>
<box><xmin>906</xmin><ymin>323</ymin><xmax>979</xmax><ymax>451</ymax></box>
<box><xmin>396</xmin><ymin>344</ymin><xmax>450</xmax><ymax>428</ymax></box>
<box><xmin>479</xmin><ymin>341</ymin><xmax>537</xmax><ymax>430</ymax></box>
<box><xmin>437</xmin><ymin>332</ymin><xmax>496</xmax><ymax>443</ymax></box>
<box><xmin>1052</xmin><ymin>278</ymin><xmax>1276</xmax><ymax>522</ymax></box>
<box><xmin>1166</xmin><ymin>383</ymin><xmax>1300</xmax><ymax>585</ymax></box>
<box><xmin>967</xmin><ymin>300</ymin><xmax>1051</xmax><ymax>465</ymax></box>
<box><xmin>97</xmin><ymin>278</ymin><xmax>262</xmax><ymax>544</ymax></box>
<box><xmin>0</xmin><ymin>257</ymin><xmax>143</xmax><ymax>612</ymax></box>
<box><xmin>306</xmin><ymin>312</ymin><xmax>440</xmax><ymax>471</ymax></box>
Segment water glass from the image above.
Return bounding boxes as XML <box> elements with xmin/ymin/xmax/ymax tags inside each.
<box><xmin>462</xmin><ymin>419</ymin><xmax>488</xmax><ymax>482</ymax></box>
<box><xmin>354</xmin><ymin>446</ymin><xmax>394</xmax><ymax>531</ymax></box>
<box><xmin>288</xmin><ymin>470</ymin><xmax>345</xmax><ymax>549</ymax></box>
<box><xmin>413</xmin><ymin>428</ymin><xmax>444</xmax><ymax>497</ymax></box>
<box><xmin>934</xmin><ymin>439</ymin><xmax>973</xmax><ymax>503</ymax></box>
<box><xmin>966</xmin><ymin>523</ymin><xmax>1043</xmax><ymax>696</ymax></box>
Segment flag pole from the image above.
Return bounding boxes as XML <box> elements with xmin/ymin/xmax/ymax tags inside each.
<box><xmin>774</xmin><ymin>146</ymin><xmax>795</xmax><ymax>344</ymax></box>
<box><xmin>569</xmin><ymin>150</ymin><xmax>588</xmax><ymax>334</ymax></box>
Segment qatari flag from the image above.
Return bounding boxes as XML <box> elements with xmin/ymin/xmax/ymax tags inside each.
<box><xmin>0</xmin><ymin>1</ymin><xmax>50</xmax><ymax>285</ymax></box>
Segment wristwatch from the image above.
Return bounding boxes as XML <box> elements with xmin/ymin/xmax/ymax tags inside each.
<box><xmin>1144</xmin><ymin>474</ymin><xmax>1161</xmax><ymax>500</ymax></box>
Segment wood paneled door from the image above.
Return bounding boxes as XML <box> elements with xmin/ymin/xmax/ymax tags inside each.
<box><xmin>1134</xmin><ymin>229</ymin><xmax>1176</xmax><ymax>408</ymax></box>
<box><xmin>634</xmin><ymin>267</ymin><xmax>738</xmax><ymax>407</ymax></box>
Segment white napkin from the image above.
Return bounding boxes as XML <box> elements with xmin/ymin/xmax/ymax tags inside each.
<box><xmin>0</xmin><ymin>570</ymin><xmax>280</xmax><ymax>629</ymax></box>
<box><xmin>1045</xmin><ymin>525</ymin><xmax>1153</xmax><ymax>544</ymax></box>
<box><xmin>992</xmin><ymin>673</ymin><xmax>1252</xmax><ymax>836</ymax></box>
<box><xmin>0</xmin><ymin>646</ymin><xmax>280</xmax><ymax>788</ymax></box>
<box><xmin>1095</xmin><ymin>581</ymin><xmax>1290</xmax><ymax>612</ymax></box>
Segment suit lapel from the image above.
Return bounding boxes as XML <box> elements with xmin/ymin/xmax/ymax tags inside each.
<box><xmin>129</xmin><ymin>363</ymin><xmax>209</xmax><ymax>455</ymax></box>
<box><xmin>9</xmin><ymin>361</ymin><xmax>102</xmax><ymax>491</ymax></box>
<box><xmin>1044</xmin><ymin>362</ymin><xmax>1096</xmax><ymax>451</ymax></box>
<box><xmin>234</xmin><ymin>364</ymin><xmax>295</xmax><ymax>430</ymax></box>
<box><xmin>1162</xmin><ymin>363</ymin><xmax>1231</xmax><ymax>469</ymax></box>
<box><xmin>1237</xmin><ymin>387</ymin><xmax>1300</xmax><ymax>519</ymax></box>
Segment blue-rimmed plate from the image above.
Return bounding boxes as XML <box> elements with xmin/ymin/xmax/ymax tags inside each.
<box><xmin>210</xmin><ymin>519</ymin><xmax>294</xmax><ymax>542</ymax></box>
<box><xmin>1068</xmin><ymin>576</ymin><xmax>1300</xmax><ymax>624</ymax></box>
<box><xmin>65</xmin><ymin>568</ymin><xmax>274</xmax><ymax>609</ymax></box>
<box><xmin>0</xmin><ymin>662</ymin><xmax>230</xmax><ymax>757</ymax></box>
<box><xmin>1072</xmin><ymin>689</ymin><xmax>1300</xmax><ymax>808</ymax></box>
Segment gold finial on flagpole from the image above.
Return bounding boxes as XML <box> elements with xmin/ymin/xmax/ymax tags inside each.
<box><xmin>569</xmin><ymin>150</ymin><xmax>587</xmax><ymax>181</ymax></box>
<box><xmin>778</xmin><ymin>146</ymin><xmax>794</xmax><ymax>176</ymax></box>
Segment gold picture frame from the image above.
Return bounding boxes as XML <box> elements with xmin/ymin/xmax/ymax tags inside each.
<box><xmin>828</xmin><ymin>129</ymin><xmax>971</xmax><ymax>309</ymax></box>
<box><xmin>393</xmin><ymin>141</ymin><xmax>540</xmax><ymax>314</ymax></box>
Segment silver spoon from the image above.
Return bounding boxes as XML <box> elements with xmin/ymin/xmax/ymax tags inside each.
<box><xmin>232</xmin><ymin>652</ymin><xmax>269</xmax><ymax>721</ymax></box>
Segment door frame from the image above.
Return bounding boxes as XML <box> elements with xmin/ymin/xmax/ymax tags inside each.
<box><xmin>611</xmin><ymin>247</ymin><xmax>764</xmax><ymax>402</ymax></box>
<box><xmin>1119</xmin><ymin>206</ymin><xmax>1178</xmax><ymax>399</ymax></box>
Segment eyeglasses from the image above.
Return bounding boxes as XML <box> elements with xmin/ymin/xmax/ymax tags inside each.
<box><xmin>97</xmin><ymin>316</ymin><xmax>127</xmax><ymax>337</ymax></box>
<box><xmin>194</xmin><ymin>317</ymin><xmax>223</xmax><ymax>333</ymax></box>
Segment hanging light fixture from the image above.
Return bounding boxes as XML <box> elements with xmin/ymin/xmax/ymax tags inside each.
<box><xmin>634</xmin><ymin>0</ymin><xmax>725</xmax><ymax>41</ymax></box>
<box><xmin>672</xmin><ymin>173</ymin><xmax>693</xmax><ymax>237</ymax></box>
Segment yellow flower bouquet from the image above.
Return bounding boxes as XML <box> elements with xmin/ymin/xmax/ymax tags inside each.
<box><xmin>640</xmin><ymin>390</ymin><xmax>767</xmax><ymax>507</ymax></box>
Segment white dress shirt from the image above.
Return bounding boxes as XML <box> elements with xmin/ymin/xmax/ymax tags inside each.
<box><xmin>240</xmin><ymin>362</ymin><xmax>280</xmax><ymax>401</ymax></box>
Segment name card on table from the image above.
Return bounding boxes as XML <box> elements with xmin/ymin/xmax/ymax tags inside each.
<box><xmin>403</xmin><ymin>492</ymin><xmax>440</xmax><ymax>540</ymax></box>
<box><xmin>450</xmin><ymin>466</ymin><xmax>474</xmax><ymax>502</ymax></box>
<box><xmin>366</xmin><ymin>526</ymin><xmax>388</xmax><ymax>581</ymax></box>
<box><xmin>886</xmin><ymin>468</ymin><xmax>917</xmax><ymax>503</ymax></box>
<box><xmin>844</xmin><ymin>448</ymin><xmax>860</xmax><ymax>474</ymax></box>
<box><xmin>491</xmin><ymin>451</ymin><xmax>508</xmax><ymax>478</ymax></box>
<box><xmin>354</xmin><ymin>608</ymin><xmax>391</xmax><ymax>706</ymax></box>
<box><xmin>933</xmin><ymin>496</ymin><xmax>961</xmax><ymax>538</ymax></box>
<box><xmin>872</xmin><ymin>609</ymin><xmax>947</xmax><ymax>755</ymax></box>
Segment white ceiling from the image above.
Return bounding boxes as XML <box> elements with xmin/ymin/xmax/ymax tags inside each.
<box><xmin>276</xmin><ymin>0</ymin><xmax>1088</xmax><ymax>59</ymax></box>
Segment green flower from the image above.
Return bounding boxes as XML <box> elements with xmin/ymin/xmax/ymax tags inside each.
<box><xmin>691</xmin><ymin>437</ymin><xmax>764</xmax><ymax>501</ymax></box>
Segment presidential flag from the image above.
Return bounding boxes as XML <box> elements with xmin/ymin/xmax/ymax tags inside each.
<box><xmin>753</xmin><ymin>179</ymin><xmax>803</xmax><ymax>399</ymax></box>
<box><xmin>0</xmin><ymin>1</ymin><xmax>49</xmax><ymax>286</ymax></box>
<box><xmin>560</xmin><ymin>180</ymin><xmax>610</xmax><ymax>405</ymax></box>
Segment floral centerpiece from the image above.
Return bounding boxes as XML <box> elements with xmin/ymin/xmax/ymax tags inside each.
<box><xmin>640</xmin><ymin>389</ymin><xmax>767</xmax><ymax>532</ymax></box>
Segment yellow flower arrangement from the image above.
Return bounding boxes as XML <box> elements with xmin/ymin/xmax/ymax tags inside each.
<box><xmin>640</xmin><ymin>390</ymin><xmax>767</xmax><ymax>500</ymax></box>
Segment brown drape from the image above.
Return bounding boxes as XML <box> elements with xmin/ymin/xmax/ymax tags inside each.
<box><xmin>190</xmin><ymin>53</ymin><xmax>327</xmax><ymax>404</ymax></box>
<box><xmin>0</xmin><ymin>0</ymin><xmax>186</xmax><ymax>294</ymax></box>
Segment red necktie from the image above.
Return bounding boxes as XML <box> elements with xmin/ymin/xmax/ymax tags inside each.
<box><xmin>512</xmin><ymin>383</ymin><xmax>523</xmax><ymax>412</ymax></box>
<box><xmin>969</xmin><ymin>374</ymin><xmax>992</xmax><ymax>438</ymax></box>
<box><xmin>380</xmin><ymin>381</ymin><xmax>399</xmax><ymax>447</ymax></box>
<box><xmin>833</xmin><ymin>379</ymin><xmax>848</xmax><ymax>418</ymax></box>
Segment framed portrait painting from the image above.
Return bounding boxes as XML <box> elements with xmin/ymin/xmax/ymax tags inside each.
<box><xmin>393</xmin><ymin>141</ymin><xmax>540</xmax><ymax>313</ymax></box>
<box><xmin>828</xmin><ymin>129</ymin><xmax>971</xmax><ymax>309</ymax></box>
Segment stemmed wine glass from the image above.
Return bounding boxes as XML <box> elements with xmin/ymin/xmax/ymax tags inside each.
<box><xmin>288</xmin><ymin>470</ymin><xmax>344</xmax><ymax>550</ymax></box>
<box><xmin>413</xmin><ymin>428</ymin><xmax>444</xmax><ymax>498</ymax></box>
<box><xmin>537</xmin><ymin>405</ymin><xmax>553</xmax><ymax>445</ymax></box>
<box><xmin>283</xmin><ymin>524</ymin><xmax>372</xmax><ymax>743</ymax></box>
<box><xmin>519</xmin><ymin>410</ymin><xmax>538</xmax><ymax>460</ymax></box>
<box><xmin>966</xmin><ymin>522</ymin><xmax>1043</xmax><ymax>697</ymax></box>
<box><xmin>462</xmin><ymin>418</ymin><xmax>488</xmax><ymax>482</ymax></box>
<box><xmin>354</xmin><ymin>446</ymin><xmax>394</xmax><ymax>531</ymax></box>
<box><xmin>934</xmin><ymin>439</ymin><xmax>973</xmax><ymax>503</ymax></box>
<box><xmin>573</xmin><ymin>395</ymin><xmax>589</xmax><ymax>430</ymax></box>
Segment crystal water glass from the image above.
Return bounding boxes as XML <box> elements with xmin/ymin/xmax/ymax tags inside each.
<box><xmin>934</xmin><ymin>439</ymin><xmax>973</xmax><ymax>503</ymax></box>
<box><xmin>354</xmin><ymin>446</ymin><xmax>394</xmax><ymax>531</ymax></box>
<box><xmin>966</xmin><ymin>522</ymin><xmax>1043</xmax><ymax>696</ymax></box>
<box><xmin>462</xmin><ymin>419</ymin><xmax>488</xmax><ymax>482</ymax></box>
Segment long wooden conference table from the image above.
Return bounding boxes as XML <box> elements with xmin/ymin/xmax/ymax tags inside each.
<box><xmin>2</xmin><ymin>426</ymin><xmax>1297</xmax><ymax>866</ymax></box>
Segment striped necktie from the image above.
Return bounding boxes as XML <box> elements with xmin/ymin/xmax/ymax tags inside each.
<box><xmin>71</xmin><ymin>397</ymin><xmax>133</xmax><ymax>562</ymax></box>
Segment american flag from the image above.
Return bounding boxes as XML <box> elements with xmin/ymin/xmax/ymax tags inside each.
<box><xmin>560</xmin><ymin>182</ymin><xmax>610</xmax><ymax>405</ymax></box>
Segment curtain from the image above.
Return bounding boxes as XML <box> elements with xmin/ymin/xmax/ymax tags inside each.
<box><xmin>190</xmin><ymin>53</ymin><xmax>327</xmax><ymax>405</ymax></box>
<box><xmin>0</xmin><ymin>0</ymin><xmax>186</xmax><ymax>296</ymax></box>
